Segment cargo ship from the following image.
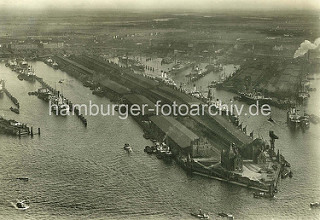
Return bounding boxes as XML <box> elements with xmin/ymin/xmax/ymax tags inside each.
<box><xmin>0</xmin><ymin>80</ymin><xmax>4</xmax><ymax>97</ymax></box>
<box><xmin>49</xmin><ymin>92</ymin><xmax>69</xmax><ymax>116</ymax></box>
<box><xmin>18</xmin><ymin>66</ymin><xmax>36</xmax><ymax>82</ymax></box>
<box><xmin>237</xmin><ymin>91</ymin><xmax>272</xmax><ymax>105</ymax></box>
<box><xmin>287</xmin><ymin>107</ymin><xmax>301</xmax><ymax>128</ymax></box>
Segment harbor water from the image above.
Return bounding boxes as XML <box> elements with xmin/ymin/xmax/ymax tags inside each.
<box><xmin>0</xmin><ymin>61</ymin><xmax>320</xmax><ymax>220</ymax></box>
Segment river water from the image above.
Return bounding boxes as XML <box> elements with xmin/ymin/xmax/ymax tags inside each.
<box><xmin>0</xmin><ymin>61</ymin><xmax>319</xmax><ymax>220</ymax></box>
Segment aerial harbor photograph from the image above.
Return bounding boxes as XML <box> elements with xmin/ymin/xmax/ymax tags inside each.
<box><xmin>0</xmin><ymin>0</ymin><xmax>320</xmax><ymax>219</ymax></box>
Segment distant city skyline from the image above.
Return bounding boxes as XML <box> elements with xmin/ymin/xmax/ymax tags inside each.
<box><xmin>0</xmin><ymin>0</ymin><xmax>319</xmax><ymax>11</ymax></box>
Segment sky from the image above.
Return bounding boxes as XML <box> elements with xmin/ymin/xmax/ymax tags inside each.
<box><xmin>0</xmin><ymin>0</ymin><xmax>319</xmax><ymax>11</ymax></box>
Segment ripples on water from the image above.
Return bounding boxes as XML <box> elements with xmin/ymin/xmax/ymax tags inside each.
<box><xmin>0</xmin><ymin>61</ymin><xmax>319</xmax><ymax>219</ymax></box>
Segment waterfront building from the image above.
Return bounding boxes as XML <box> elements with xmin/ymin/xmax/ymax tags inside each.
<box><xmin>221</xmin><ymin>143</ymin><xmax>243</xmax><ymax>172</ymax></box>
<box><xmin>123</xmin><ymin>94</ymin><xmax>155</xmax><ymax>120</ymax></box>
<box><xmin>256</xmin><ymin>150</ymin><xmax>267</xmax><ymax>164</ymax></box>
<box><xmin>42</xmin><ymin>42</ymin><xmax>64</xmax><ymax>49</ymax></box>
<box><xmin>149</xmin><ymin>115</ymin><xmax>216</xmax><ymax>157</ymax></box>
<box><xmin>100</xmin><ymin>79</ymin><xmax>131</xmax><ymax>102</ymax></box>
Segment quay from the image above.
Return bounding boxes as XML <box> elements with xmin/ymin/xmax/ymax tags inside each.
<box><xmin>0</xmin><ymin>116</ymin><xmax>40</xmax><ymax>137</ymax></box>
<box><xmin>49</xmin><ymin>54</ymin><xmax>291</xmax><ymax>193</ymax></box>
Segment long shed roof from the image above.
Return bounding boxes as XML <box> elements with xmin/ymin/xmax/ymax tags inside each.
<box><xmin>101</xmin><ymin>79</ymin><xmax>131</xmax><ymax>94</ymax></box>
<box><xmin>123</xmin><ymin>94</ymin><xmax>155</xmax><ymax>115</ymax></box>
<box><xmin>149</xmin><ymin>115</ymin><xmax>199</xmax><ymax>149</ymax></box>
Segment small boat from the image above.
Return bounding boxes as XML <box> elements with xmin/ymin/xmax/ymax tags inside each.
<box><xmin>16</xmin><ymin>177</ymin><xmax>29</xmax><ymax>181</ymax></box>
<box><xmin>310</xmin><ymin>202</ymin><xmax>320</xmax><ymax>208</ymax></box>
<box><xmin>12</xmin><ymin>200</ymin><xmax>29</xmax><ymax>210</ymax></box>
<box><xmin>17</xmin><ymin>74</ymin><xmax>24</xmax><ymax>81</ymax></box>
<box><xmin>268</xmin><ymin>116</ymin><xmax>274</xmax><ymax>123</ymax></box>
<box><xmin>52</xmin><ymin>62</ymin><xmax>59</xmax><ymax>69</ymax></box>
<box><xmin>218</xmin><ymin>212</ymin><xmax>234</xmax><ymax>219</ymax></box>
<box><xmin>144</xmin><ymin>145</ymin><xmax>156</xmax><ymax>154</ymax></box>
<box><xmin>309</xmin><ymin>114</ymin><xmax>320</xmax><ymax>124</ymax></box>
<box><xmin>253</xmin><ymin>191</ymin><xmax>274</xmax><ymax>199</ymax></box>
<box><xmin>10</xmin><ymin>107</ymin><xmax>20</xmax><ymax>114</ymax></box>
<box><xmin>191</xmin><ymin>212</ymin><xmax>209</xmax><ymax>219</ymax></box>
<box><xmin>281</xmin><ymin>169</ymin><xmax>292</xmax><ymax>179</ymax></box>
<box><xmin>124</xmin><ymin>143</ymin><xmax>132</xmax><ymax>152</ymax></box>
<box><xmin>92</xmin><ymin>87</ymin><xmax>104</xmax><ymax>96</ymax></box>
<box><xmin>143</xmin><ymin>132</ymin><xmax>150</xmax><ymax>140</ymax></box>
<box><xmin>156</xmin><ymin>152</ymin><xmax>163</xmax><ymax>159</ymax></box>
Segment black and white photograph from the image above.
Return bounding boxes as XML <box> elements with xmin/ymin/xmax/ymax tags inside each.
<box><xmin>0</xmin><ymin>0</ymin><xmax>320</xmax><ymax>219</ymax></box>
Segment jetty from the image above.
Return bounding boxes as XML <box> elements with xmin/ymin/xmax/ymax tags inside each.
<box><xmin>0</xmin><ymin>116</ymin><xmax>40</xmax><ymax>137</ymax></box>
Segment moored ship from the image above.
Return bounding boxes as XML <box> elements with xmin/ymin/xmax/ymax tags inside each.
<box><xmin>0</xmin><ymin>79</ymin><xmax>4</xmax><ymax>96</ymax></box>
<box><xmin>300</xmin><ymin>114</ymin><xmax>310</xmax><ymax>129</ymax></box>
<box><xmin>52</xmin><ymin>62</ymin><xmax>59</xmax><ymax>69</ymax></box>
<box><xmin>50</xmin><ymin>92</ymin><xmax>69</xmax><ymax>116</ymax></box>
<box><xmin>237</xmin><ymin>91</ymin><xmax>272</xmax><ymax>105</ymax></box>
<box><xmin>18</xmin><ymin>66</ymin><xmax>36</xmax><ymax>82</ymax></box>
<box><xmin>37</xmin><ymin>88</ymin><xmax>52</xmax><ymax>102</ymax></box>
<box><xmin>287</xmin><ymin>107</ymin><xmax>301</xmax><ymax>128</ymax></box>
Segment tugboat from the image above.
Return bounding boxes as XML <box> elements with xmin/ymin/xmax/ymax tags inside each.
<box><xmin>92</xmin><ymin>87</ymin><xmax>104</xmax><ymax>97</ymax></box>
<box><xmin>281</xmin><ymin>168</ymin><xmax>293</xmax><ymax>179</ymax></box>
<box><xmin>37</xmin><ymin>88</ymin><xmax>52</xmax><ymax>102</ymax></box>
<box><xmin>144</xmin><ymin>145</ymin><xmax>157</xmax><ymax>154</ymax></box>
<box><xmin>52</xmin><ymin>62</ymin><xmax>59</xmax><ymax>69</ymax></box>
<box><xmin>155</xmin><ymin>142</ymin><xmax>173</xmax><ymax>160</ymax></box>
<box><xmin>46</xmin><ymin>57</ymin><xmax>53</xmax><ymax>66</ymax></box>
<box><xmin>124</xmin><ymin>143</ymin><xmax>132</xmax><ymax>152</ymax></box>
<box><xmin>20</xmin><ymin>60</ymin><xmax>28</xmax><ymax>67</ymax></box>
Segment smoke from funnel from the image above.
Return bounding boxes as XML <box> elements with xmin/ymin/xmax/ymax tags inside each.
<box><xmin>293</xmin><ymin>38</ymin><xmax>320</xmax><ymax>58</ymax></box>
